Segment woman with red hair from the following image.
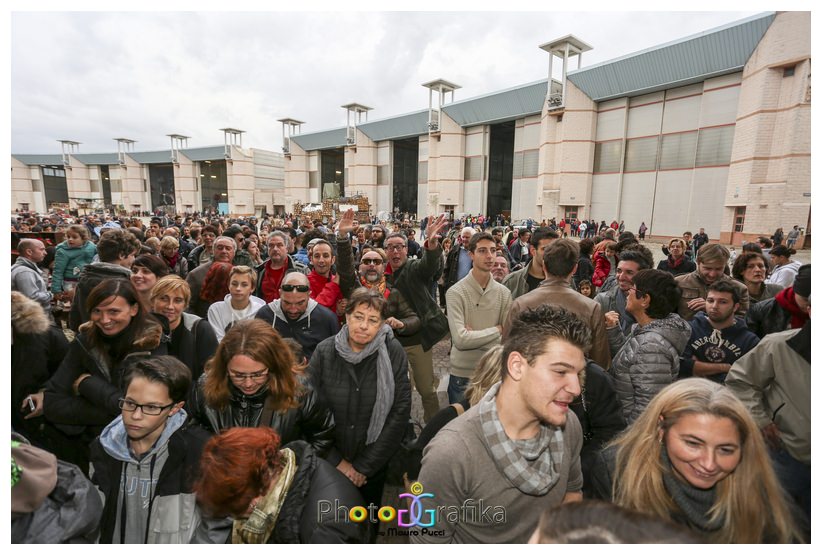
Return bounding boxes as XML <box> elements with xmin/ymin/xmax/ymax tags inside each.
<box><xmin>193</xmin><ymin>427</ymin><xmax>366</xmax><ymax>544</ymax></box>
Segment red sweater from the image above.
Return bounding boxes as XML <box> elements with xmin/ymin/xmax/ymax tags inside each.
<box><xmin>307</xmin><ymin>270</ymin><xmax>343</xmax><ymax>312</ymax></box>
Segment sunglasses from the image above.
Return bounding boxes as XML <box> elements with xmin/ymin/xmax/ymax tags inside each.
<box><xmin>280</xmin><ymin>284</ymin><xmax>310</xmax><ymax>292</ymax></box>
<box><xmin>361</xmin><ymin>258</ymin><xmax>383</xmax><ymax>266</ymax></box>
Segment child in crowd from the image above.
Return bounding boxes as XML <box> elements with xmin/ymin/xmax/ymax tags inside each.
<box><xmin>51</xmin><ymin>224</ymin><xmax>97</xmax><ymax>309</ymax></box>
<box><xmin>577</xmin><ymin>279</ymin><xmax>595</xmax><ymax>299</ymax></box>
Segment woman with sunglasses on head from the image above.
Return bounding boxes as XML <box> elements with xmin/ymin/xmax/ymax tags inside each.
<box><xmin>589</xmin><ymin>379</ymin><xmax>802</xmax><ymax>543</ymax></box>
<box><xmin>605</xmin><ymin>269</ymin><xmax>691</xmax><ymax>424</ymax></box>
<box><xmin>31</xmin><ymin>279</ymin><xmax>167</xmax><ymax>471</ymax></box>
<box><xmin>188</xmin><ymin>319</ymin><xmax>335</xmax><ymax>457</ymax></box>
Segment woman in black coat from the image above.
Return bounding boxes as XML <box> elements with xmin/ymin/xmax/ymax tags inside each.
<box><xmin>11</xmin><ymin>292</ymin><xmax>70</xmax><ymax>452</ymax></box>
<box><xmin>188</xmin><ymin>319</ymin><xmax>335</xmax><ymax>457</ymax></box>
<box><xmin>193</xmin><ymin>427</ymin><xmax>367</xmax><ymax>544</ymax></box>
<box><xmin>149</xmin><ymin>274</ymin><xmax>218</xmax><ymax>383</ymax></box>
<box><xmin>307</xmin><ymin>287</ymin><xmax>411</xmax><ymax>542</ymax></box>
<box><xmin>34</xmin><ymin>279</ymin><xmax>167</xmax><ymax>470</ymax></box>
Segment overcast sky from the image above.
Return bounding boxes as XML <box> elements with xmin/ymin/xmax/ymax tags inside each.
<box><xmin>10</xmin><ymin>8</ymin><xmax>764</xmax><ymax>155</ymax></box>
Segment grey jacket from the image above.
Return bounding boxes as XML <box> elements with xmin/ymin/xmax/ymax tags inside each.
<box><xmin>11</xmin><ymin>257</ymin><xmax>52</xmax><ymax>313</ymax></box>
<box><xmin>501</xmin><ymin>263</ymin><xmax>534</xmax><ymax>300</ymax></box>
<box><xmin>607</xmin><ymin>313</ymin><xmax>691</xmax><ymax>423</ymax></box>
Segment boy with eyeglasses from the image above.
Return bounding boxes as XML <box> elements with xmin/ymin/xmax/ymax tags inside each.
<box><xmin>89</xmin><ymin>356</ymin><xmax>211</xmax><ymax>544</ymax></box>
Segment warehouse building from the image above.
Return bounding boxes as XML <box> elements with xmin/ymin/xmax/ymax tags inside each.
<box><xmin>282</xmin><ymin>11</ymin><xmax>810</xmax><ymax>245</ymax></box>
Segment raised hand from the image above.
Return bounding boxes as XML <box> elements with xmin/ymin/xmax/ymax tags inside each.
<box><xmin>425</xmin><ymin>214</ymin><xmax>448</xmax><ymax>247</ymax></box>
<box><xmin>336</xmin><ymin>208</ymin><xmax>356</xmax><ymax>238</ymax></box>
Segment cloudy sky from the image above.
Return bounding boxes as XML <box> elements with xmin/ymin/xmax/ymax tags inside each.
<box><xmin>10</xmin><ymin>6</ymin><xmax>764</xmax><ymax>155</ymax></box>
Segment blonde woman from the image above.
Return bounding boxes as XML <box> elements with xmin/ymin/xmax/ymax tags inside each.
<box><xmin>207</xmin><ymin>265</ymin><xmax>266</xmax><ymax>341</ymax></box>
<box><xmin>589</xmin><ymin>379</ymin><xmax>801</xmax><ymax>543</ymax></box>
<box><xmin>160</xmin><ymin>235</ymin><xmax>188</xmax><ymax>278</ymax></box>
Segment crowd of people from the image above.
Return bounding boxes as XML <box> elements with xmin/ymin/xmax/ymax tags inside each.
<box><xmin>10</xmin><ymin>208</ymin><xmax>810</xmax><ymax>544</ymax></box>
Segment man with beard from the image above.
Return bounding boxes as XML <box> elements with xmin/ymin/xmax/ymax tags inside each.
<box><xmin>254</xmin><ymin>271</ymin><xmax>339</xmax><ymax>360</ymax></box>
<box><xmin>679</xmin><ymin>281</ymin><xmax>759</xmax><ymax>384</ymax></box>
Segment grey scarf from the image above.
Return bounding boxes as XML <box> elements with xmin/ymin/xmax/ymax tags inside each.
<box><xmin>661</xmin><ymin>446</ymin><xmax>721</xmax><ymax>533</ymax></box>
<box><xmin>334</xmin><ymin>324</ymin><xmax>395</xmax><ymax>444</ymax></box>
<box><xmin>478</xmin><ymin>382</ymin><xmax>564</xmax><ymax>495</ymax></box>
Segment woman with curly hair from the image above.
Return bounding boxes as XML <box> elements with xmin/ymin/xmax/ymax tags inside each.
<box><xmin>188</xmin><ymin>319</ymin><xmax>335</xmax><ymax>457</ymax></box>
<box><xmin>589</xmin><ymin>379</ymin><xmax>802</xmax><ymax>543</ymax></box>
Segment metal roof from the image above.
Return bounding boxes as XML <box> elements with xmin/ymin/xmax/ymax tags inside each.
<box><xmin>180</xmin><ymin>146</ymin><xmax>228</xmax><ymax>161</ymax></box>
<box><xmin>567</xmin><ymin>12</ymin><xmax>776</xmax><ymax>101</ymax></box>
<box><xmin>12</xmin><ymin>154</ymin><xmax>65</xmax><ymax>165</ymax></box>
<box><xmin>290</xmin><ymin>128</ymin><xmax>348</xmax><ymax>151</ymax></box>
<box><xmin>129</xmin><ymin>150</ymin><xmax>174</xmax><ymax>164</ymax></box>
<box><xmin>442</xmin><ymin>79</ymin><xmax>550</xmax><ymax>126</ymax></box>
<box><xmin>359</xmin><ymin>110</ymin><xmax>429</xmax><ymax>142</ymax></box>
<box><xmin>73</xmin><ymin>153</ymin><xmax>120</xmax><ymax>165</ymax></box>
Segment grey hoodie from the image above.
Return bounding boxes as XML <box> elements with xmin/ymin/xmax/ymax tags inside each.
<box><xmin>95</xmin><ymin>409</ymin><xmax>197</xmax><ymax>544</ymax></box>
<box><xmin>607</xmin><ymin>313</ymin><xmax>692</xmax><ymax>423</ymax></box>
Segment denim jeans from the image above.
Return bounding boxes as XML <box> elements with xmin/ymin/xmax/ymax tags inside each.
<box><xmin>447</xmin><ymin>375</ymin><xmax>470</xmax><ymax>404</ymax></box>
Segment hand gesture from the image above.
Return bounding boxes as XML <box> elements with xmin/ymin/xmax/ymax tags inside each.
<box><xmin>22</xmin><ymin>392</ymin><xmax>44</xmax><ymax>420</ymax></box>
<box><xmin>385</xmin><ymin>317</ymin><xmax>405</xmax><ymax>330</ymax></box>
<box><xmin>687</xmin><ymin>297</ymin><xmax>707</xmax><ymax>313</ymax></box>
<box><xmin>425</xmin><ymin>214</ymin><xmax>448</xmax><ymax>247</ymax></box>
<box><xmin>761</xmin><ymin>423</ymin><xmax>782</xmax><ymax>451</ymax></box>
<box><xmin>604</xmin><ymin>311</ymin><xmax>620</xmax><ymax>329</ymax></box>
<box><xmin>336</xmin><ymin>208</ymin><xmax>356</xmax><ymax>238</ymax></box>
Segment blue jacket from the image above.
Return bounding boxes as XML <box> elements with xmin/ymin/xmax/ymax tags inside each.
<box><xmin>52</xmin><ymin>241</ymin><xmax>97</xmax><ymax>292</ymax></box>
<box><xmin>679</xmin><ymin>313</ymin><xmax>760</xmax><ymax>383</ymax></box>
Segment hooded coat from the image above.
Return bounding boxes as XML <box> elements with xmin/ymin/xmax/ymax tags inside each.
<box><xmin>11</xmin><ymin>292</ymin><xmax>70</xmax><ymax>443</ymax></box>
<box><xmin>206</xmin><ymin>293</ymin><xmax>267</xmax><ymax>341</ymax></box>
<box><xmin>254</xmin><ymin>298</ymin><xmax>339</xmax><ymax>360</ymax></box>
<box><xmin>52</xmin><ymin>240</ymin><xmax>97</xmax><ymax>293</ymax></box>
<box><xmin>90</xmin><ymin>410</ymin><xmax>210</xmax><ymax>543</ymax></box>
<box><xmin>607</xmin><ymin>313</ymin><xmax>692</xmax><ymax>423</ymax></box>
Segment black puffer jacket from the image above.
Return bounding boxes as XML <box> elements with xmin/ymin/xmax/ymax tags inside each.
<box><xmin>307</xmin><ymin>334</ymin><xmax>411</xmax><ymax>477</ymax></box>
<box><xmin>745</xmin><ymin>295</ymin><xmax>791</xmax><ymax>339</ymax></box>
<box><xmin>188</xmin><ymin>375</ymin><xmax>336</xmax><ymax>458</ymax></box>
<box><xmin>192</xmin><ymin>440</ymin><xmax>367</xmax><ymax>544</ymax></box>
<box><xmin>161</xmin><ymin>312</ymin><xmax>218</xmax><ymax>383</ymax></box>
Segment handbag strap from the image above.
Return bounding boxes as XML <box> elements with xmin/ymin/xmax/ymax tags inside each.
<box><xmin>451</xmin><ymin>402</ymin><xmax>465</xmax><ymax>416</ymax></box>
<box><xmin>259</xmin><ymin>395</ymin><xmax>276</xmax><ymax>428</ymax></box>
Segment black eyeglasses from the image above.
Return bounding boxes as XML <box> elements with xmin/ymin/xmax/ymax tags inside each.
<box><xmin>119</xmin><ymin>398</ymin><xmax>175</xmax><ymax>416</ymax></box>
<box><xmin>281</xmin><ymin>284</ymin><xmax>310</xmax><ymax>292</ymax></box>
<box><xmin>361</xmin><ymin>258</ymin><xmax>383</xmax><ymax>266</ymax></box>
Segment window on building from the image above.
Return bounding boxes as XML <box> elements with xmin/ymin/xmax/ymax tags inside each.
<box><xmin>593</xmin><ymin>141</ymin><xmax>622</xmax><ymax>173</ymax></box>
<box><xmin>19</xmin><ymin>203</ymin><xmax>29</xmax><ymax>211</ymax></box>
<box><xmin>695</xmin><ymin>125</ymin><xmax>735</xmax><ymax>167</ymax></box>
<box><xmin>659</xmin><ymin>131</ymin><xmax>698</xmax><ymax>170</ymax></box>
<box><xmin>733</xmin><ymin>206</ymin><xmax>746</xmax><ymax>232</ymax></box>
<box><xmin>564</xmin><ymin>206</ymin><xmax>579</xmax><ymax>221</ymax></box>
<box><xmin>465</xmin><ymin>156</ymin><xmax>483</xmax><ymax>181</ymax></box>
<box><xmin>522</xmin><ymin>150</ymin><xmax>539</xmax><ymax>178</ymax></box>
<box><xmin>418</xmin><ymin>161</ymin><xmax>428</xmax><ymax>184</ymax></box>
<box><xmin>624</xmin><ymin>136</ymin><xmax>659</xmax><ymax>172</ymax></box>
<box><xmin>783</xmin><ymin>66</ymin><xmax>796</xmax><ymax>77</ymax></box>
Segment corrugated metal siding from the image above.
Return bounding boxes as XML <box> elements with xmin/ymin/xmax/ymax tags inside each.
<box><xmin>12</xmin><ymin>154</ymin><xmax>65</xmax><ymax>165</ymax></box>
<box><xmin>290</xmin><ymin>128</ymin><xmax>347</xmax><ymax>151</ymax></box>
<box><xmin>443</xmin><ymin>79</ymin><xmax>549</xmax><ymax>126</ymax></box>
<box><xmin>568</xmin><ymin>12</ymin><xmax>775</xmax><ymax>101</ymax></box>
<box><xmin>359</xmin><ymin>110</ymin><xmax>428</xmax><ymax>141</ymax></box>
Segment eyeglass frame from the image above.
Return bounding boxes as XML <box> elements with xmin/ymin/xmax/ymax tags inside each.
<box><xmin>384</xmin><ymin>243</ymin><xmax>407</xmax><ymax>252</ymax></box>
<box><xmin>280</xmin><ymin>284</ymin><xmax>310</xmax><ymax>293</ymax></box>
<box><xmin>118</xmin><ymin>398</ymin><xmax>176</xmax><ymax>416</ymax></box>
<box><xmin>227</xmin><ymin>369</ymin><xmax>270</xmax><ymax>382</ymax></box>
